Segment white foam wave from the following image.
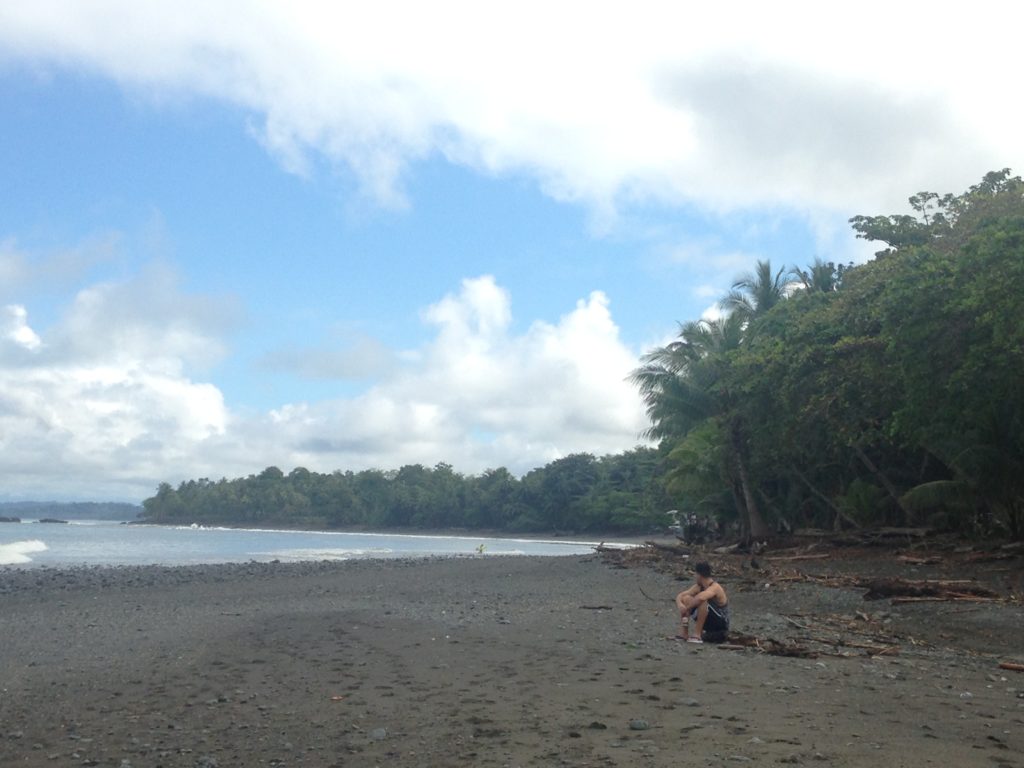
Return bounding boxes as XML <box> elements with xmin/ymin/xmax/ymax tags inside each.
<box><xmin>0</xmin><ymin>539</ymin><xmax>48</xmax><ymax>565</ymax></box>
<box><xmin>156</xmin><ymin>523</ymin><xmax>631</xmax><ymax>549</ymax></box>
<box><xmin>264</xmin><ymin>547</ymin><xmax>395</xmax><ymax>561</ymax></box>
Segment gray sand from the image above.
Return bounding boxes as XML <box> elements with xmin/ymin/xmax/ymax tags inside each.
<box><xmin>1</xmin><ymin>555</ymin><xmax>1021</xmax><ymax>767</ymax></box>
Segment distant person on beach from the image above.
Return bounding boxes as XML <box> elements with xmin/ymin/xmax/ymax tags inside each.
<box><xmin>675</xmin><ymin>561</ymin><xmax>729</xmax><ymax>644</ymax></box>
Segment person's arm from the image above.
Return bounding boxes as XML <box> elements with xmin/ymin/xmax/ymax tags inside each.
<box><xmin>691</xmin><ymin>584</ymin><xmax>721</xmax><ymax>605</ymax></box>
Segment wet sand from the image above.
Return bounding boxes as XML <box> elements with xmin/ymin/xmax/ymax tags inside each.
<box><xmin>1</xmin><ymin>555</ymin><xmax>1022</xmax><ymax>767</ymax></box>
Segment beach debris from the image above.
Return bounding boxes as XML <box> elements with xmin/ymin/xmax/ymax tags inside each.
<box><xmin>998</xmin><ymin>661</ymin><xmax>1024</xmax><ymax>672</ymax></box>
<box><xmin>763</xmin><ymin>553</ymin><xmax>831</xmax><ymax>563</ymax></box>
<box><xmin>897</xmin><ymin>554</ymin><xmax>941</xmax><ymax>565</ymax></box>
<box><xmin>330</xmin><ymin>695</ymin><xmax>346</xmax><ymax>701</ymax></box>
<box><xmin>643</xmin><ymin>540</ymin><xmax>692</xmax><ymax>556</ymax></box>
<box><xmin>579</xmin><ymin>605</ymin><xmax>614</xmax><ymax>610</ymax></box>
<box><xmin>862</xmin><ymin>578</ymin><xmax>1000</xmax><ymax>602</ymax></box>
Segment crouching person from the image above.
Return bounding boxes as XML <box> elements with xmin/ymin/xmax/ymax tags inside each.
<box><xmin>675</xmin><ymin>561</ymin><xmax>729</xmax><ymax>644</ymax></box>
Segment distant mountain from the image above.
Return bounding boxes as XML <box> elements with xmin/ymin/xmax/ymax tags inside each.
<box><xmin>0</xmin><ymin>501</ymin><xmax>142</xmax><ymax>521</ymax></box>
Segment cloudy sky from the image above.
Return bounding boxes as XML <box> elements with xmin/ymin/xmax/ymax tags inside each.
<box><xmin>0</xmin><ymin>2</ymin><xmax>1020</xmax><ymax>501</ymax></box>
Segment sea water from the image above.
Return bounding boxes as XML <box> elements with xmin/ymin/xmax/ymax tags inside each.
<box><xmin>0</xmin><ymin>520</ymin><xmax>617</xmax><ymax>567</ymax></box>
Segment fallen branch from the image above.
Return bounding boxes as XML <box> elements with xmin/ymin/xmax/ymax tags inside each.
<box><xmin>862</xmin><ymin>578</ymin><xmax>1000</xmax><ymax>601</ymax></box>
<box><xmin>762</xmin><ymin>640</ymin><xmax>818</xmax><ymax>658</ymax></box>
<box><xmin>890</xmin><ymin>595</ymin><xmax>1000</xmax><ymax>604</ymax></box>
<box><xmin>638</xmin><ymin>584</ymin><xmax>672</xmax><ymax>603</ymax></box>
<box><xmin>998</xmin><ymin>662</ymin><xmax>1024</xmax><ymax>672</ymax></box>
<box><xmin>579</xmin><ymin>605</ymin><xmax>614</xmax><ymax>610</ymax></box>
<box><xmin>782</xmin><ymin>615</ymin><xmax>812</xmax><ymax>631</ymax></box>
<box><xmin>837</xmin><ymin>639</ymin><xmax>900</xmax><ymax>653</ymax></box>
<box><xmin>764</xmin><ymin>553</ymin><xmax>832</xmax><ymax>562</ymax></box>
<box><xmin>897</xmin><ymin>554</ymin><xmax>941</xmax><ymax>565</ymax></box>
<box><xmin>644</xmin><ymin>540</ymin><xmax>691</xmax><ymax>556</ymax></box>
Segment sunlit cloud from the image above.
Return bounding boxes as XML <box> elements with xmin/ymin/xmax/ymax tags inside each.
<box><xmin>0</xmin><ymin>1</ymin><xmax>1018</xmax><ymax>223</ymax></box>
<box><xmin>0</xmin><ymin>267</ymin><xmax>648</xmax><ymax>499</ymax></box>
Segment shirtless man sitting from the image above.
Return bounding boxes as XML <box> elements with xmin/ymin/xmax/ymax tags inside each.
<box><xmin>675</xmin><ymin>561</ymin><xmax>730</xmax><ymax>644</ymax></box>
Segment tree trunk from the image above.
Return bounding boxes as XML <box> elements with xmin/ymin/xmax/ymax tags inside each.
<box><xmin>791</xmin><ymin>465</ymin><xmax>860</xmax><ymax>531</ymax></box>
<box><xmin>728</xmin><ymin>474</ymin><xmax>748</xmax><ymax>540</ymax></box>
<box><xmin>853</xmin><ymin>444</ymin><xmax>912</xmax><ymax>525</ymax></box>
<box><xmin>731</xmin><ymin>422</ymin><xmax>770</xmax><ymax>539</ymax></box>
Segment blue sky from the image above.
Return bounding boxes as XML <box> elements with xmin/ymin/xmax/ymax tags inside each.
<box><xmin>0</xmin><ymin>2</ymin><xmax>1019</xmax><ymax>500</ymax></box>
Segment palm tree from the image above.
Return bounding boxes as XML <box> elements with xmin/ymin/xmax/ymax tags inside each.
<box><xmin>793</xmin><ymin>257</ymin><xmax>840</xmax><ymax>293</ymax></box>
<box><xmin>631</xmin><ymin>316</ymin><xmax>741</xmax><ymax>438</ymax></box>
<box><xmin>631</xmin><ymin>313</ymin><xmax>771</xmax><ymax>540</ymax></box>
<box><xmin>721</xmin><ymin>259</ymin><xmax>789</xmax><ymax>320</ymax></box>
<box><xmin>901</xmin><ymin>402</ymin><xmax>1024</xmax><ymax>538</ymax></box>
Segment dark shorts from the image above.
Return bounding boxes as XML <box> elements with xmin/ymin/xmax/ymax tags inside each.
<box><xmin>691</xmin><ymin>602</ymin><xmax>730</xmax><ymax>634</ymax></box>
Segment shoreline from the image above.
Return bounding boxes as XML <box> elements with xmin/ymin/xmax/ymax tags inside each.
<box><xmin>124</xmin><ymin>518</ymin><xmax>659</xmax><ymax>542</ymax></box>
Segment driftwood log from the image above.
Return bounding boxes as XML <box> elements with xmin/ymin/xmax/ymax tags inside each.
<box><xmin>861</xmin><ymin>578</ymin><xmax>1000</xmax><ymax>601</ymax></box>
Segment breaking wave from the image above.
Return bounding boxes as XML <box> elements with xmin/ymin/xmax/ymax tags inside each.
<box><xmin>0</xmin><ymin>539</ymin><xmax>48</xmax><ymax>565</ymax></box>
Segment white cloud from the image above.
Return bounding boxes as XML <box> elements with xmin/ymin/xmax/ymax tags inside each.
<box><xmin>253</xmin><ymin>276</ymin><xmax>650</xmax><ymax>475</ymax></box>
<box><xmin>0</xmin><ymin>270</ymin><xmax>649</xmax><ymax>499</ymax></box>
<box><xmin>700</xmin><ymin>302</ymin><xmax>725</xmax><ymax>323</ymax></box>
<box><xmin>2</xmin><ymin>305</ymin><xmax>41</xmax><ymax>350</ymax></box>
<box><xmin>0</xmin><ymin>2</ymin><xmax>1019</xmax><ymax>220</ymax></box>
<box><xmin>0</xmin><ymin>280</ymin><xmax>231</xmax><ymax>500</ymax></box>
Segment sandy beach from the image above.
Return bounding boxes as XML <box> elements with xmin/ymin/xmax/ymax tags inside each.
<box><xmin>1</xmin><ymin>553</ymin><xmax>1022</xmax><ymax>767</ymax></box>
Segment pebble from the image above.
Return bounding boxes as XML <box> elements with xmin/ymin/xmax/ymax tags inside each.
<box><xmin>369</xmin><ymin>727</ymin><xmax>388</xmax><ymax>741</ymax></box>
<box><xmin>628</xmin><ymin>719</ymin><xmax>650</xmax><ymax>731</ymax></box>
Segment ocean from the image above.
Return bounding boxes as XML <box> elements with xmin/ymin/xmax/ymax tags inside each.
<box><xmin>0</xmin><ymin>519</ymin><xmax>615</xmax><ymax>567</ymax></box>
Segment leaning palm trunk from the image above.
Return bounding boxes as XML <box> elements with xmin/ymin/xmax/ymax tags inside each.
<box><xmin>853</xmin><ymin>444</ymin><xmax>912</xmax><ymax>526</ymax></box>
<box><xmin>729</xmin><ymin>421</ymin><xmax>771</xmax><ymax>540</ymax></box>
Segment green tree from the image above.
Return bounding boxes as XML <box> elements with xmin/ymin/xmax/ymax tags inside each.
<box><xmin>632</xmin><ymin>314</ymin><xmax>771</xmax><ymax>539</ymax></box>
<box><xmin>721</xmin><ymin>259</ymin><xmax>789</xmax><ymax>321</ymax></box>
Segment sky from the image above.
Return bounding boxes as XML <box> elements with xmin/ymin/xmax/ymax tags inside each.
<box><xmin>0</xmin><ymin>2</ymin><xmax>1021</xmax><ymax>501</ymax></box>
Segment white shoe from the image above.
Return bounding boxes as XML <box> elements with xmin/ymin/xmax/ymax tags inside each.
<box><xmin>687</xmin><ymin>637</ymin><xmax>703</xmax><ymax>644</ymax></box>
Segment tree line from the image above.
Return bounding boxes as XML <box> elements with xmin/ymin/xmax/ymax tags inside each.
<box><xmin>140</xmin><ymin>447</ymin><xmax>677</xmax><ymax>533</ymax></box>
<box><xmin>143</xmin><ymin>171</ymin><xmax>1023</xmax><ymax>540</ymax></box>
<box><xmin>633</xmin><ymin>170</ymin><xmax>1024</xmax><ymax>540</ymax></box>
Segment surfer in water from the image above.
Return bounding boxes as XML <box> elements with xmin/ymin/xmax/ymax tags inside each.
<box><xmin>675</xmin><ymin>561</ymin><xmax>729</xmax><ymax>643</ymax></box>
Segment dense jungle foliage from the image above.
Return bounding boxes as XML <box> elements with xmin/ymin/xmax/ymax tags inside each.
<box><xmin>634</xmin><ymin>170</ymin><xmax>1024</xmax><ymax>540</ymax></box>
<box><xmin>144</xmin><ymin>171</ymin><xmax>1023</xmax><ymax>538</ymax></box>
<box><xmin>140</xmin><ymin>447</ymin><xmax>676</xmax><ymax>533</ymax></box>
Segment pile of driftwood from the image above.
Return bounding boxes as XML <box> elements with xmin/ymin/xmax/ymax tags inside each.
<box><xmin>861</xmin><ymin>578</ymin><xmax>1001</xmax><ymax>603</ymax></box>
<box><xmin>600</xmin><ymin>540</ymin><xmax>1019</xmax><ymax>661</ymax></box>
<box><xmin>598</xmin><ymin>540</ymin><xmax>1012</xmax><ymax>606</ymax></box>
<box><xmin>714</xmin><ymin>611</ymin><xmax>907</xmax><ymax>660</ymax></box>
